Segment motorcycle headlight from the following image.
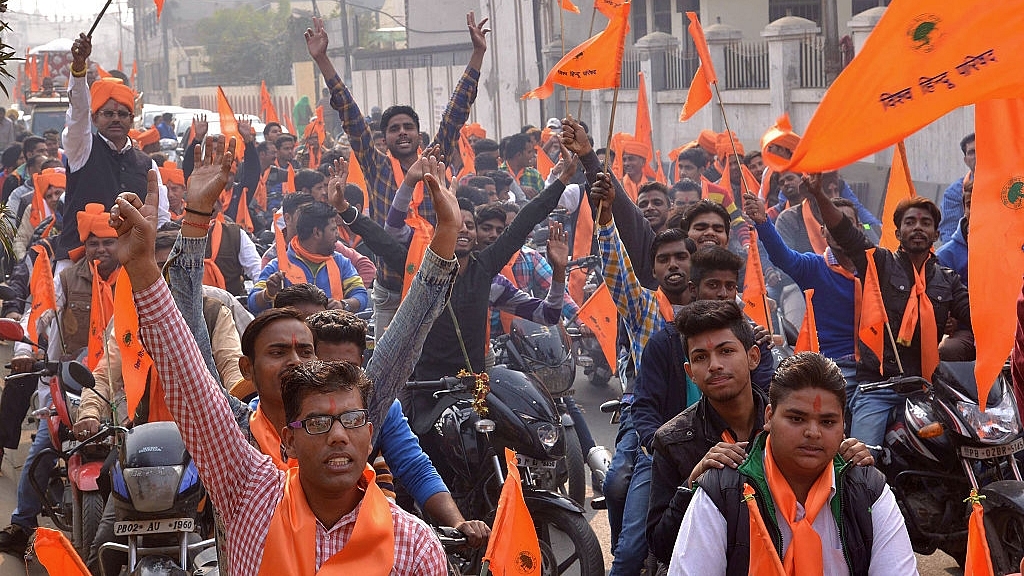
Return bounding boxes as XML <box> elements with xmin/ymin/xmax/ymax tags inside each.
<box><xmin>122</xmin><ymin>465</ymin><xmax>185</xmax><ymax>512</ymax></box>
<box><xmin>536</xmin><ymin>422</ymin><xmax>560</xmax><ymax>449</ymax></box>
<box><xmin>956</xmin><ymin>386</ymin><xmax>1021</xmax><ymax>445</ymax></box>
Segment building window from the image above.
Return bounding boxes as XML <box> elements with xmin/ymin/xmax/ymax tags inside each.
<box><xmin>652</xmin><ymin>0</ymin><xmax>672</xmax><ymax>34</ymax></box>
<box><xmin>630</xmin><ymin>0</ymin><xmax>648</xmax><ymax>41</ymax></box>
<box><xmin>769</xmin><ymin>0</ymin><xmax>820</xmax><ymax>25</ymax></box>
<box><xmin>852</xmin><ymin>0</ymin><xmax>889</xmax><ymax>15</ymax></box>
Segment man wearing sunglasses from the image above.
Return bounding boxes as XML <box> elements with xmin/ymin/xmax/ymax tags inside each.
<box><xmin>58</xmin><ymin>32</ymin><xmax>169</xmax><ymax>262</ymax></box>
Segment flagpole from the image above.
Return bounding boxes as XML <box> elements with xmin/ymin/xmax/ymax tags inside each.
<box><xmin>87</xmin><ymin>0</ymin><xmax>115</xmax><ymax>37</ymax></box>
<box><xmin>558</xmin><ymin>0</ymin><xmax>570</xmax><ymax>118</ymax></box>
<box><xmin>711</xmin><ymin>82</ymin><xmax>754</xmax><ymax>197</ymax></box>
<box><xmin>594</xmin><ymin>84</ymin><xmax>621</xmax><ymax>238</ymax></box>
<box><xmin>883</xmin><ymin>321</ymin><xmax>906</xmax><ymax>374</ymax></box>
<box><xmin>576</xmin><ymin>6</ymin><xmax>599</xmax><ymax>119</ymax></box>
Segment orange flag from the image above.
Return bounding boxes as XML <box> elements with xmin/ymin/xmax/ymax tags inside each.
<box><xmin>680</xmin><ymin>12</ymin><xmax>716</xmax><ymax>121</ymax></box>
<box><xmin>27</xmin><ymin>55</ymin><xmax>39</xmax><ymax>93</ymax></box>
<box><xmin>117</xmin><ymin>51</ymin><xmax>123</xmax><ymax>71</ymax></box>
<box><xmin>522</xmin><ymin>1</ymin><xmax>630</xmax><ymax>100</ymax></box>
<box><xmin>216</xmin><ymin>86</ymin><xmax>245</xmax><ymax>157</ymax></box>
<box><xmin>130</xmin><ymin>60</ymin><xmax>137</xmax><ymax>88</ymax></box>
<box><xmin>794</xmin><ymin>289</ymin><xmax>820</xmax><ymax>353</ymax></box>
<box><xmin>154</xmin><ymin>0</ymin><xmax>165</xmax><ymax>18</ymax></box>
<box><xmin>743</xmin><ymin>484</ymin><xmax>787</xmax><ymax>575</ymax></box>
<box><xmin>569</xmin><ymin>189</ymin><xmax>594</xmax><ymax>304</ymax></box>
<box><xmin>879</xmin><ymin>141</ymin><xmax>916</xmax><ymax>251</ymax></box>
<box><xmin>654</xmin><ymin>150</ymin><xmax>667</xmax><ymax>184</ymax></box>
<box><xmin>742</xmin><ymin>229</ymin><xmax>772</xmax><ymax>332</ymax></box>
<box><xmin>762</xmin><ymin>1</ymin><xmax>1024</xmax><ymax>174</ymax></box>
<box><xmin>718</xmin><ymin>163</ymin><xmax>760</xmax><ymax>198</ymax></box>
<box><xmin>114</xmin><ymin>273</ymin><xmax>171</xmax><ymax>422</ymax></box>
<box><xmin>94</xmin><ymin>64</ymin><xmax>112</xmax><ymax>79</ymax></box>
<box><xmin>41</xmin><ymin>54</ymin><xmax>49</xmax><ymax>78</ymax></box>
<box><xmin>34</xmin><ymin>527</ymin><xmax>90</xmax><ymax>576</ymax></box>
<box><xmin>594</xmin><ymin>0</ymin><xmax>628</xmax><ymax>20</ymax></box>
<box><xmin>236</xmin><ymin>188</ymin><xmax>254</xmax><ymax>233</ymax></box>
<box><xmin>28</xmin><ymin>245</ymin><xmax>56</xmax><ymax>344</ymax></box>
<box><xmin>560</xmin><ymin>0</ymin><xmax>580</xmax><ymax>14</ymax></box>
<box><xmin>346</xmin><ymin>154</ymin><xmax>370</xmax><ymax>212</ymax></box>
<box><xmin>971</xmin><ymin>99</ymin><xmax>1024</xmax><ymax>411</ymax></box>
<box><xmin>964</xmin><ymin>491</ymin><xmax>995</xmax><ymax>576</ymax></box>
<box><xmin>576</xmin><ymin>282</ymin><xmax>618</xmax><ymax>373</ymax></box>
<box><xmin>284</xmin><ymin>164</ymin><xmax>296</xmax><ymax>194</ymax></box>
<box><xmin>456</xmin><ymin>129</ymin><xmax>476</xmax><ymax>181</ymax></box>
<box><xmin>483</xmin><ymin>448</ymin><xmax>541</xmax><ymax>575</ymax></box>
<box><xmin>860</xmin><ymin>248</ymin><xmax>888</xmax><ymax>372</ymax></box>
<box><xmin>260</xmin><ymin>81</ymin><xmax>280</xmax><ymax>124</ymax></box>
<box><xmin>535</xmin><ymin>145</ymin><xmax>555</xmax><ymax>180</ymax></box>
<box><xmin>635</xmin><ymin>71</ymin><xmax>655</xmax><ymax>176</ymax></box>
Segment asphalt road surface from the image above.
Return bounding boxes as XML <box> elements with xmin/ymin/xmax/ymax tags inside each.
<box><xmin>0</xmin><ymin>342</ymin><xmax>961</xmax><ymax>575</ymax></box>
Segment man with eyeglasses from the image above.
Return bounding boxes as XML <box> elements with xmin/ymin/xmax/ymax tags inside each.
<box><xmin>58</xmin><ymin>32</ymin><xmax>169</xmax><ymax>262</ymax></box>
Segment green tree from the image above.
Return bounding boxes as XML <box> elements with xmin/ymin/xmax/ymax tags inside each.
<box><xmin>196</xmin><ymin>1</ymin><xmax>296</xmax><ymax>86</ymax></box>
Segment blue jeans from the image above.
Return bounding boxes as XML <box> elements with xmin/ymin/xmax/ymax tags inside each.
<box><xmin>12</xmin><ymin>420</ymin><xmax>55</xmax><ymax>529</ymax></box>
<box><xmin>603</xmin><ymin>407</ymin><xmax>636</xmax><ymax>548</ymax></box>
<box><xmin>608</xmin><ymin>449</ymin><xmax>652</xmax><ymax>576</ymax></box>
<box><xmin>848</xmin><ymin>382</ymin><xmax>903</xmax><ymax>452</ymax></box>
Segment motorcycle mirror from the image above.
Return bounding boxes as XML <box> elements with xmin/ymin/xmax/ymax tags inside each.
<box><xmin>0</xmin><ymin>317</ymin><xmax>26</xmax><ymax>343</ymax></box>
<box><xmin>65</xmin><ymin>361</ymin><xmax>96</xmax><ymax>390</ymax></box>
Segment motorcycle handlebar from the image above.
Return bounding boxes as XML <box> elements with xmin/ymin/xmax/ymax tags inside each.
<box><xmin>405</xmin><ymin>376</ymin><xmax>466</xmax><ymax>392</ymax></box>
<box><xmin>858</xmin><ymin>376</ymin><xmax>930</xmax><ymax>395</ymax></box>
<box><xmin>434</xmin><ymin>525</ymin><xmax>468</xmax><ymax>548</ymax></box>
<box><xmin>566</xmin><ymin>255</ymin><xmax>600</xmax><ymax>272</ymax></box>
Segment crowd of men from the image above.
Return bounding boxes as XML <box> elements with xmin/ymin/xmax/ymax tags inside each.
<box><xmin>0</xmin><ymin>11</ymin><xmax>1020</xmax><ymax>576</ymax></box>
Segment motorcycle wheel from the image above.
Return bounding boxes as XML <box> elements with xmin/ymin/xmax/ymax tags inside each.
<box><xmin>563</xmin><ymin>426</ymin><xmax>586</xmax><ymax>506</ymax></box>
<box><xmin>531</xmin><ymin>507</ymin><xmax>604</xmax><ymax>576</ymax></box>
<box><xmin>72</xmin><ymin>491</ymin><xmax>105</xmax><ymax>555</ymax></box>
<box><xmin>985</xmin><ymin>506</ymin><xmax>1024</xmax><ymax>575</ymax></box>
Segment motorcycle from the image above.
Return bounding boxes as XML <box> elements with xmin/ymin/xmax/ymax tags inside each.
<box><xmin>405</xmin><ymin>370</ymin><xmax>604</xmax><ymax>575</ymax></box>
<box><xmin>0</xmin><ymin>318</ymin><xmax>111</xmax><ymax>555</ymax></box>
<box><xmin>861</xmin><ymin>361</ymin><xmax>1024</xmax><ymax>573</ymax></box>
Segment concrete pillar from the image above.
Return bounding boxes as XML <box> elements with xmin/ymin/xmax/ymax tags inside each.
<box><xmin>477</xmin><ymin>0</ymin><xmax>542</xmax><ymax>139</ymax></box>
<box><xmin>848</xmin><ymin>7</ymin><xmax>886</xmax><ymax>56</ymax></box>
<box><xmin>704</xmin><ymin>23</ymin><xmax>742</xmax><ymax>132</ymax></box>
<box><xmin>762</xmin><ymin>16</ymin><xmax>819</xmax><ymax>122</ymax></box>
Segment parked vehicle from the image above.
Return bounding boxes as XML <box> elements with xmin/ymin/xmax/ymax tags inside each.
<box><xmin>405</xmin><ymin>370</ymin><xmax>604</xmax><ymax>575</ymax></box>
<box><xmin>863</xmin><ymin>361</ymin><xmax>1024</xmax><ymax>574</ymax></box>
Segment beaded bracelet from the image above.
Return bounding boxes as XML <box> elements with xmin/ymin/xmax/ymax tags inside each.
<box><xmin>182</xmin><ymin>219</ymin><xmax>211</xmax><ymax>232</ymax></box>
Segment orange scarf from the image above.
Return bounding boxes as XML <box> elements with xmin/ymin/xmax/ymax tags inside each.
<box><xmin>897</xmin><ymin>261</ymin><xmax>939</xmax><ymax>380</ymax></box>
<box><xmin>87</xmin><ymin>262</ymin><xmax>118</xmax><ymax>371</ymax></box>
<box><xmin>622</xmin><ymin>174</ymin><xmax>641</xmax><ymax>203</ymax></box>
<box><xmin>824</xmin><ymin>249</ymin><xmax>862</xmax><ymax>362</ymax></box>
<box><xmin>744</xmin><ymin>483</ymin><xmax>787</xmax><ymax>575</ymax></box>
<box><xmin>203</xmin><ymin>215</ymin><xmax>227</xmax><ymax>290</ymax></box>
<box><xmin>259</xmin><ymin>465</ymin><xmax>394</xmax><ymax>575</ymax></box>
<box><xmin>288</xmin><ymin>236</ymin><xmax>343</xmax><ymax>299</ymax></box>
<box><xmin>249</xmin><ymin>406</ymin><xmax>295</xmax><ymax>470</ymax></box>
<box><xmin>654</xmin><ymin>288</ymin><xmax>675</xmax><ymax>323</ymax></box>
<box><xmin>389</xmin><ymin>155</ymin><xmax>433</xmax><ymax>298</ymax></box>
<box><xmin>801</xmin><ymin>200</ymin><xmax>828</xmax><ymax>255</ymax></box>
<box><xmin>114</xmin><ymin>272</ymin><xmax>172</xmax><ymax>423</ymax></box>
<box><xmin>253</xmin><ymin>168</ymin><xmax>270</xmax><ymax>212</ymax></box>
<box><xmin>274</xmin><ymin>213</ymin><xmax>307</xmax><ymax>286</ymax></box>
<box><xmin>28</xmin><ymin>245</ymin><xmax>56</xmax><ymax>344</ymax></box>
<box><xmin>759</xmin><ymin>435</ymin><xmax>835</xmax><ymax>575</ymax></box>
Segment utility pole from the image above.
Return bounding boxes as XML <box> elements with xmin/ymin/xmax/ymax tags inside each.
<box><xmin>821</xmin><ymin>0</ymin><xmax>841</xmax><ymax>84</ymax></box>
<box><xmin>337</xmin><ymin>0</ymin><xmax>353</xmax><ymax>85</ymax></box>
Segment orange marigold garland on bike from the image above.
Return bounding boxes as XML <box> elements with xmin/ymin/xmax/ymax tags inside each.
<box><xmin>459</xmin><ymin>369</ymin><xmax>490</xmax><ymax>417</ymax></box>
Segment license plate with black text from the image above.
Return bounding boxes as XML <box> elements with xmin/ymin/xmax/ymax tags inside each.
<box><xmin>958</xmin><ymin>438</ymin><xmax>1024</xmax><ymax>460</ymax></box>
<box><xmin>114</xmin><ymin>517</ymin><xmax>194</xmax><ymax>536</ymax></box>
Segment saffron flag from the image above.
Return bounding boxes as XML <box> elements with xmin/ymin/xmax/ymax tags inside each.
<box><xmin>117</xmin><ymin>51</ymin><xmax>123</xmax><ymax>71</ymax></box>
<box><xmin>130</xmin><ymin>60</ymin><xmax>137</xmax><ymax>88</ymax></box>
<box><xmin>879</xmin><ymin>141</ymin><xmax>916</xmax><ymax>251</ymax></box>
<box><xmin>535</xmin><ymin>145</ymin><xmax>555</xmax><ymax>180</ymax></box>
<box><xmin>284</xmin><ymin>164</ymin><xmax>296</xmax><ymax>194</ymax></box>
<box><xmin>456</xmin><ymin>128</ymin><xmax>476</xmax><ymax>181</ymax></box>
<box><xmin>654</xmin><ymin>150</ymin><xmax>667</xmax><ymax>184</ymax></box>
<box><xmin>41</xmin><ymin>54</ymin><xmax>49</xmax><ymax>78</ymax></box>
<box><xmin>34</xmin><ymin>528</ymin><xmax>90</xmax><ymax>576</ymax></box>
<box><xmin>594</xmin><ymin>0</ymin><xmax>628</xmax><ymax>20</ymax></box>
<box><xmin>635</xmin><ymin>71</ymin><xmax>655</xmax><ymax>176</ymax></box>
<box><xmin>569</xmin><ymin>188</ymin><xmax>594</xmax><ymax>305</ymax></box>
<box><xmin>216</xmin><ymin>87</ymin><xmax>245</xmax><ymax>157</ymax></box>
<box><xmin>794</xmin><ymin>289</ymin><xmax>820</xmax><ymax>353</ymax></box>
<box><xmin>522</xmin><ymin>1</ymin><xmax>630</xmax><ymax>100</ymax></box>
<box><xmin>680</xmin><ymin>12</ymin><xmax>715</xmax><ymax>121</ymax></box>
<box><xmin>971</xmin><ymin>99</ymin><xmax>1024</xmax><ymax>411</ymax></box>
<box><xmin>483</xmin><ymin>449</ymin><xmax>541</xmax><ymax>575</ymax></box>
<box><xmin>577</xmin><ymin>282</ymin><xmax>618</xmax><ymax>372</ymax></box>
<box><xmin>742</xmin><ymin>229</ymin><xmax>772</xmax><ymax>332</ymax></box>
<box><xmin>743</xmin><ymin>484</ymin><xmax>787</xmax><ymax>575</ymax></box>
<box><xmin>860</xmin><ymin>248</ymin><xmax>888</xmax><ymax>372</ymax></box>
<box><xmin>346</xmin><ymin>154</ymin><xmax>370</xmax><ymax>211</ymax></box>
<box><xmin>762</xmin><ymin>0</ymin><xmax>1024</xmax><ymax>174</ymax></box>
<box><xmin>260</xmin><ymin>80</ymin><xmax>280</xmax><ymax>124</ymax></box>
<box><xmin>963</xmin><ymin>491</ymin><xmax>995</xmax><ymax>576</ymax></box>
<box><xmin>28</xmin><ymin>245</ymin><xmax>55</xmax><ymax>344</ymax></box>
<box><xmin>560</xmin><ymin>0</ymin><xmax>581</xmax><ymax>14</ymax></box>
<box><xmin>154</xmin><ymin>0</ymin><xmax>165</xmax><ymax>18</ymax></box>
<box><xmin>114</xmin><ymin>273</ymin><xmax>171</xmax><ymax>422</ymax></box>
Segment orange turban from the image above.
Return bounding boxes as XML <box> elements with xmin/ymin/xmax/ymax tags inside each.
<box><xmin>716</xmin><ymin>131</ymin><xmax>743</xmax><ymax>160</ymax></box>
<box><xmin>697</xmin><ymin>129</ymin><xmax>718</xmax><ymax>155</ymax></box>
<box><xmin>159</xmin><ymin>161</ymin><xmax>184</xmax><ymax>186</ymax></box>
<box><xmin>77</xmin><ymin>203</ymin><xmax>117</xmax><ymax>243</ymax></box>
<box><xmin>620</xmin><ymin>137</ymin><xmax>651</xmax><ymax>160</ymax></box>
<box><xmin>90</xmin><ymin>77</ymin><xmax>135</xmax><ymax>114</ymax></box>
<box><xmin>30</xmin><ymin>167</ymin><xmax>66</xmax><ymax>227</ymax></box>
<box><xmin>131</xmin><ymin>127</ymin><xmax>160</xmax><ymax>148</ymax></box>
<box><xmin>461</xmin><ymin>123</ymin><xmax>486</xmax><ymax>140</ymax></box>
<box><xmin>761</xmin><ymin>114</ymin><xmax>801</xmax><ymax>155</ymax></box>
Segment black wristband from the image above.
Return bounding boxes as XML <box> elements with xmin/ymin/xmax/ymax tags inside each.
<box><xmin>184</xmin><ymin>207</ymin><xmax>214</xmax><ymax>218</ymax></box>
<box><xmin>339</xmin><ymin>205</ymin><xmax>358</xmax><ymax>226</ymax></box>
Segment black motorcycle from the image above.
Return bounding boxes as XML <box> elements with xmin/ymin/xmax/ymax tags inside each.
<box><xmin>862</xmin><ymin>361</ymin><xmax>1024</xmax><ymax>573</ymax></box>
<box><xmin>405</xmin><ymin>370</ymin><xmax>604</xmax><ymax>575</ymax></box>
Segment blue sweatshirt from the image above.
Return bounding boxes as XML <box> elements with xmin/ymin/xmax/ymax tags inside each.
<box><xmin>755</xmin><ymin>218</ymin><xmax>857</xmax><ymax>359</ymax></box>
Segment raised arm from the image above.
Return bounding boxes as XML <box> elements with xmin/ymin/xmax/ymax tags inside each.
<box><xmin>63</xmin><ymin>33</ymin><xmax>95</xmax><ymax>172</ymax></box>
<box><xmin>429</xmin><ymin>13</ymin><xmax>489</xmax><ymax>162</ymax></box>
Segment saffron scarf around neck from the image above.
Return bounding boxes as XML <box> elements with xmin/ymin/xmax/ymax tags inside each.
<box><xmin>288</xmin><ymin>236</ymin><xmax>343</xmax><ymax>299</ymax></box>
<box><xmin>760</xmin><ymin>435</ymin><xmax>835</xmax><ymax>575</ymax></box>
<box><xmin>897</xmin><ymin>259</ymin><xmax>939</xmax><ymax>380</ymax></box>
<box><xmin>249</xmin><ymin>406</ymin><xmax>295</xmax><ymax>470</ymax></box>
<box><xmin>654</xmin><ymin>288</ymin><xmax>676</xmax><ymax>323</ymax></box>
<box><xmin>259</xmin><ymin>465</ymin><xmax>395</xmax><ymax>575</ymax></box>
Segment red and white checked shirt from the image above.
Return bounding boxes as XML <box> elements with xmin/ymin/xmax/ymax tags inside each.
<box><xmin>135</xmin><ymin>280</ymin><xmax>447</xmax><ymax>575</ymax></box>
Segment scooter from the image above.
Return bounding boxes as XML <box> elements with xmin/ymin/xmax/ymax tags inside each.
<box><xmin>861</xmin><ymin>361</ymin><xmax>1024</xmax><ymax>573</ymax></box>
<box><xmin>0</xmin><ymin>318</ymin><xmax>111</xmax><ymax>555</ymax></box>
<box><xmin>405</xmin><ymin>370</ymin><xmax>605</xmax><ymax>575</ymax></box>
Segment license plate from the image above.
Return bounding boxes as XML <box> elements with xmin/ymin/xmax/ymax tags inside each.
<box><xmin>114</xmin><ymin>518</ymin><xmax>194</xmax><ymax>536</ymax></box>
<box><xmin>959</xmin><ymin>437</ymin><xmax>1024</xmax><ymax>460</ymax></box>
<box><xmin>515</xmin><ymin>454</ymin><xmax>557</xmax><ymax>469</ymax></box>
